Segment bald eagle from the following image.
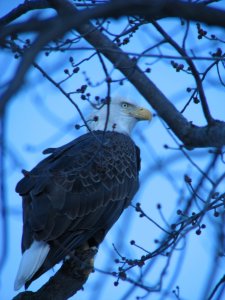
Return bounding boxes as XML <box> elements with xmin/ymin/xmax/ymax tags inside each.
<box><xmin>14</xmin><ymin>98</ymin><xmax>151</xmax><ymax>290</ymax></box>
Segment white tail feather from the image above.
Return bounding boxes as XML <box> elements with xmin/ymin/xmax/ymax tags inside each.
<box><xmin>14</xmin><ymin>240</ymin><xmax>50</xmax><ymax>291</ymax></box>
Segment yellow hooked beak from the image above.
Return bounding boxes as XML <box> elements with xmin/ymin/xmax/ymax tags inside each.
<box><xmin>130</xmin><ymin>106</ymin><xmax>152</xmax><ymax>121</ymax></box>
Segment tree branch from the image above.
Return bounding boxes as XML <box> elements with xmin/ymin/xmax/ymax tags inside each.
<box><xmin>1</xmin><ymin>0</ymin><xmax>225</xmax><ymax>148</ymax></box>
<box><xmin>0</xmin><ymin>0</ymin><xmax>50</xmax><ymax>27</ymax></box>
<box><xmin>0</xmin><ymin>116</ymin><xmax>8</xmax><ymax>277</ymax></box>
<box><xmin>151</xmin><ymin>20</ymin><xmax>214</xmax><ymax>125</ymax></box>
<box><xmin>58</xmin><ymin>2</ymin><xmax>225</xmax><ymax>148</ymax></box>
<box><xmin>1</xmin><ymin>0</ymin><xmax>225</xmax><ymax>29</ymax></box>
<box><xmin>13</xmin><ymin>247</ymin><xmax>97</xmax><ymax>300</ymax></box>
<box><xmin>208</xmin><ymin>274</ymin><xmax>225</xmax><ymax>300</ymax></box>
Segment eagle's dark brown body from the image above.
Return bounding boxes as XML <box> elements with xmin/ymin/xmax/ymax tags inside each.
<box><xmin>16</xmin><ymin>131</ymin><xmax>140</xmax><ymax>287</ymax></box>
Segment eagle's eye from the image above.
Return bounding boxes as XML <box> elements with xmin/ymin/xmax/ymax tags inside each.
<box><xmin>121</xmin><ymin>102</ymin><xmax>129</xmax><ymax>108</ymax></box>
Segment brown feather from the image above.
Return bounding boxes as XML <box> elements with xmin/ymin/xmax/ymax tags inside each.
<box><xmin>16</xmin><ymin>131</ymin><xmax>140</xmax><ymax>287</ymax></box>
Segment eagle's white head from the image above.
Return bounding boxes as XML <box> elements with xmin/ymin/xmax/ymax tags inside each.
<box><xmin>88</xmin><ymin>98</ymin><xmax>152</xmax><ymax>135</ymax></box>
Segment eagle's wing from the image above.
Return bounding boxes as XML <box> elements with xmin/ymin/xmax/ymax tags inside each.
<box><xmin>16</xmin><ymin>131</ymin><xmax>140</xmax><ymax>285</ymax></box>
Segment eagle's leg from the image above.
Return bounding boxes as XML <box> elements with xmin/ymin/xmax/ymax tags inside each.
<box><xmin>68</xmin><ymin>243</ymin><xmax>98</xmax><ymax>277</ymax></box>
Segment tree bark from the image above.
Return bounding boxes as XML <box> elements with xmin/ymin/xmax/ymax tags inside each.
<box><xmin>13</xmin><ymin>247</ymin><xmax>97</xmax><ymax>300</ymax></box>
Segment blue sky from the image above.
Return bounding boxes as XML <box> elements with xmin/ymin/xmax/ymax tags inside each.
<box><xmin>1</xmin><ymin>1</ymin><xmax>225</xmax><ymax>300</ymax></box>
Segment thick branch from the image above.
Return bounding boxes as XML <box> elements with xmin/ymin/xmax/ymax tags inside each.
<box><xmin>63</xmin><ymin>4</ymin><xmax>225</xmax><ymax>148</ymax></box>
<box><xmin>13</xmin><ymin>247</ymin><xmax>97</xmax><ymax>300</ymax></box>
<box><xmin>1</xmin><ymin>0</ymin><xmax>225</xmax><ymax>29</ymax></box>
<box><xmin>0</xmin><ymin>0</ymin><xmax>50</xmax><ymax>27</ymax></box>
<box><xmin>1</xmin><ymin>0</ymin><xmax>225</xmax><ymax>148</ymax></box>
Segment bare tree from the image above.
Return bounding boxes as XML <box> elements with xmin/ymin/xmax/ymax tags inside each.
<box><xmin>0</xmin><ymin>1</ymin><xmax>225</xmax><ymax>299</ymax></box>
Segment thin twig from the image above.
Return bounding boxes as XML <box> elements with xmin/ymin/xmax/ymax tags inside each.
<box><xmin>151</xmin><ymin>20</ymin><xmax>214</xmax><ymax>124</ymax></box>
<box><xmin>208</xmin><ymin>274</ymin><xmax>225</xmax><ymax>300</ymax></box>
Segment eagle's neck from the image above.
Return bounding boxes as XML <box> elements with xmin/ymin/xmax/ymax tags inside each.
<box><xmin>88</xmin><ymin>107</ymin><xmax>137</xmax><ymax>135</ymax></box>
